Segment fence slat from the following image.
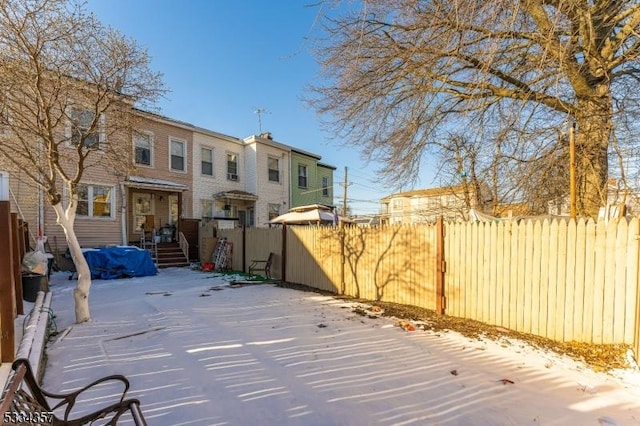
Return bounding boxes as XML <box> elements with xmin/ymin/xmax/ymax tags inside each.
<box><xmin>564</xmin><ymin>220</ymin><xmax>577</xmax><ymax>342</ymax></box>
<box><xmin>488</xmin><ymin>222</ymin><xmax>498</xmax><ymax>325</ymax></box>
<box><xmin>613</xmin><ymin>219</ymin><xmax>628</xmax><ymax>343</ymax></box>
<box><xmin>592</xmin><ymin>221</ymin><xmax>607</xmax><ymax>343</ymax></box>
<box><xmin>554</xmin><ymin>220</ymin><xmax>568</xmax><ymax>341</ymax></box>
<box><xmin>602</xmin><ymin>222</ymin><xmax>617</xmax><ymax>343</ymax></box>
<box><xmin>625</xmin><ymin>219</ymin><xmax>639</xmax><ymax>344</ymax></box>
<box><xmin>530</xmin><ymin>220</ymin><xmax>542</xmax><ymax>336</ymax></box>
<box><xmin>523</xmin><ymin>220</ymin><xmax>534</xmax><ymax>334</ymax></box>
<box><xmin>573</xmin><ymin>219</ymin><xmax>587</xmax><ymax>342</ymax></box>
<box><xmin>464</xmin><ymin>222</ymin><xmax>472</xmax><ymax>319</ymax></box>
<box><xmin>547</xmin><ymin>220</ymin><xmax>559</xmax><ymax>339</ymax></box>
<box><xmin>500</xmin><ymin>221</ymin><xmax>512</xmax><ymax>329</ymax></box>
<box><xmin>482</xmin><ymin>222</ymin><xmax>491</xmax><ymax>323</ymax></box>
<box><xmin>539</xmin><ymin>220</ymin><xmax>551</xmax><ymax>338</ymax></box>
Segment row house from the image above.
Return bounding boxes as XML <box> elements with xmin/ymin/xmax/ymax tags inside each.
<box><xmin>290</xmin><ymin>149</ymin><xmax>335</xmax><ymax>212</ymax></box>
<box><xmin>3</xmin><ymin>110</ymin><xmax>335</xmax><ymax>262</ymax></box>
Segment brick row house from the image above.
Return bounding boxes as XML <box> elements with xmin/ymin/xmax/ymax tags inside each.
<box><xmin>2</xmin><ymin>110</ymin><xmax>335</xmax><ymax>264</ymax></box>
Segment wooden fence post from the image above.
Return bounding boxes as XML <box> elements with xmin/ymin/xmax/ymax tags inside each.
<box><xmin>0</xmin><ymin>201</ymin><xmax>16</xmax><ymax>362</ymax></box>
<box><xmin>11</xmin><ymin>213</ymin><xmax>23</xmax><ymax>315</ymax></box>
<box><xmin>635</xmin><ymin>235</ymin><xmax>640</xmax><ymax>365</ymax></box>
<box><xmin>281</xmin><ymin>224</ymin><xmax>287</xmax><ymax>282</ymax></box>
<box><xmin>340</xmin><ymin>222</ymin><xmax>345</xmax><ymax>295</ymax></box>
<box><xmin>21</xmin><ymin>220</ymin><xmax>29</xmax><ymax>253</ymax></box>
<box><xmin>436</xmin><ymin>216</ymin><xmax>446</xmax><ymax>315</ymax></box>
<box><xmin>242</xmin><ymin>225</ymin><xmax>246</xmax><ymax>273</ymax></box>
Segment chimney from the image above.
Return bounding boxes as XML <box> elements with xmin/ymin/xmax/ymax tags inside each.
<box><xmin>259</xmin><ymin>132</ymin><xmax>273</xmax><ymax>140</ymax></box>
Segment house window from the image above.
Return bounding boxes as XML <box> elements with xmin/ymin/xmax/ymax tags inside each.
<box><xmin>219</xmin><ymin>203</ymin><xmax>237</xmax><ymax>218</ymax></box>
<box><xmin>322</xmin><ymin>177</ymin><xmax>329</xmax><ymax>196</ymax></box>
<box><xmin>201</xmin><ymin>147</ymin><xmax>213</xmax><ymax>176</ymax></box>
<box><xmin>69</xmin><ymin>108</ymin><xmax>103</xmax><ymax>149</ymax></box>
<box><xmin>170</xmin><ymin>138</ymin><xmax>186</xmax><ymax>171</ymax></box>
<box><xmin>268</xmin><ymin>157</ymin><xmax>279</xmax><ymax>182</ymax></box>
<box><xmin>134</xmin><ymin>132</ymin><xmax>152</xmax><ymax>166</ymax></box>
<box><xmin>134</xmin><ymin>192</ymin><xmax>153</xmax><ymax>232</ymax></box>
<box><xmin>392</xmin><ymin>199</ymin><xmax>403</xmax><ymax>209</ymax></box>
<box><xmin>77</xmin><ymin>184</ymin><xmax>114</xmax><ymax>218</ymax></box>
<box><xmin>268</xmin><ymin>203</ymin><xmax>281</xmax><ymax>221</ymax></box>
<box><xmin>227</xmin><ymin>153</ymin><xmax>238</xmax><ymax>181</ymax></box>
<box><xmin>201</xmin><ymin>199</ymin><xmax>213</xmax><ymax>218</ymax></box>
<box><xmin>298</xmin><ymin>164</ymin><xmax>308</xmax><ymax>188</ymax></box>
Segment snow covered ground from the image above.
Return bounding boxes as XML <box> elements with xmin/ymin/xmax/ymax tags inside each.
<box><xmin>42</xmin><ymin>268</ymin><xmax>640</xmax><ymax>425</ymax></box>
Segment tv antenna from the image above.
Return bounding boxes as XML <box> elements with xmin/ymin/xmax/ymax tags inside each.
<box><xmin>254</xmin><ymin>108</ymin><xmax>270</xmax><ymax>133</ymax></box>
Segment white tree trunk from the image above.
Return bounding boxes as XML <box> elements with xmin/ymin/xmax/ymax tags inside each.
<box><xmin>52</xmin><ymin>203</ymin><xmax>91</xmax><ymax>323</ymax></box>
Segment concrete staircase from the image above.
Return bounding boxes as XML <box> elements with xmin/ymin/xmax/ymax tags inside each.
<box><xmin>154</xmin><ymin>242</ymin><xmax>190</xmax><ymax>268</ymax></box>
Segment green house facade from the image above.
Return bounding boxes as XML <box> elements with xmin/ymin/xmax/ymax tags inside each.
<box><xmin>290</xmin><ymin>149</ymin><xmax>335</xmax><ymax>208</ymax></box>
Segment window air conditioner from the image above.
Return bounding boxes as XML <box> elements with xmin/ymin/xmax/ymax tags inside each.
<box><xmin>227</xmin><ymin>173</ymin><xmax>238</xmax><ymax>181</ymax></box>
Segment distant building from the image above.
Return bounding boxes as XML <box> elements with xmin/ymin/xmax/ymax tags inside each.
<box><xmin>380</xmin><ymin>185</ymin><xmax>491</xmax><ymax>224</ymax></box>
<box><xmin>350</xmin><ymin>214</ymin><xmax>382</xmax><ymax>226</ymax></box>
<box><xmin>547</xmin><ymin>179</ymin><xmax>640</xmax><ymax>218</ymax></box>
<box><xmin>492</xmin><ymin>202</ymin><xmax>534</xmax><ymax>218</ymax></box>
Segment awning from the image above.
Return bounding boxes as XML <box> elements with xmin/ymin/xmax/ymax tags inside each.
<box><xmin>213</xmin><ymin>190</ymin><xmax>258</xmax><ymax>201</ymax></box>
<box><xmin>125</xmin><ymin>176</ymin><xmax>189</xmax><ymax>192</ymax></box>
<box><xmin>269</xmin><ymin>207</ymin><xmax>353</xmax><ymax>225</ymax></box>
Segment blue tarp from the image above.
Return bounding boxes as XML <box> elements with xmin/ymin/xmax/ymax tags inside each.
<box><xmin>83</xmin><ymin>246</ymin><xmax>157</xmax><ymax>280</ymax></box>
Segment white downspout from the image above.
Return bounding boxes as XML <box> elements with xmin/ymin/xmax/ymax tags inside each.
<box><xmin>120</xmin><ymin>182</ymin><xmax>127</xmax><ymax>245</ymax></box>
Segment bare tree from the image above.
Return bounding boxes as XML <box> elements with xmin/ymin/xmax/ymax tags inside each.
<box><xmin>0</xmin><ymin>0</ymin><xmax>165</xmax><ymax>322</ymax></box>
<box><xmin>311</xmin><ymin>0</ymin><xmax>640</xmax><ymax>217</ymax></box>
<box><xmin>434</xmin><ymin>133</ymin><xmax>487</xmax><ymax>215</ymax></box>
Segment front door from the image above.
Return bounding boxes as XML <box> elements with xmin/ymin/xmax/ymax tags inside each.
<box><xmin>133</xmin><ymin>192</ymin><xmax>154</xmax><ymax>241</ymax></box>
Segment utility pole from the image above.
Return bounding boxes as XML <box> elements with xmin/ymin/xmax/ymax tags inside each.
<box><xmin>569</xmin><ymin>123</ymin><xmax>577</xmax><ymax>219</ymax></box>
<box><xmin>342</xmin><ymin>166</ymin><xmax>348</xmax><ymax>217</ymax></box>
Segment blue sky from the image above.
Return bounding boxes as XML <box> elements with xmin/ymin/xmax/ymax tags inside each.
<box><xmin>86</xmin><ymin>0</ymin><xmax>435</xmax><ymax>215</ymax></box>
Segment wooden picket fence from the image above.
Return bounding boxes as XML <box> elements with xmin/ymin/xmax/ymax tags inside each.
<box><xmin>218</xmin><ymin>217</ymin><xmax>640</xmax><ymax>361</ymax></box>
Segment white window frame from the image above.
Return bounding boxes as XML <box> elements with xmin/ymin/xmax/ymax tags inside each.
<box><xmin>268</xmin><ymin>156</ymin><xmax>280</xmax><ymax>183</ymax></box>
<box><xmin>322</xmin><ymin>176</ymin><xmax>329</xmax><ymax>196</ymax></box>
<box><xmin>268</xmin><ymin>203</ymin><xmax>281</xmax><ymax>221</ymax></box>
<box><xmin>201</xmin><ymin>146</ymin><xmax>214</xmax><ymax>177</ymax></box>
<box><xmin>66</xmin><ymin>107</ymin><xmax>105</xmax><ymax>149</ymax></box>
<box><xmin>218</xmin><ymin>202</ymin><xmax>237</xmax><ymax>218</ymax></box>
<box><xmin>76</xmin><ymin>183</ymin><xmax>116</xmax><ymax>219</ymax></box>
<box><xmin>201</xmin><ymin>199</ymin><xmax>214</xmax><ymax>218</ymax></box>
<box><xmin>227</xmin><ymin>152</ymin><xmax>239</xmax><ymax>181</ymax></box>
<box><xmin>169</xmin><ymin>137</ymin><xmax>187</xmax><ymax>172</ymax></box>
<box><xmin>298</xmin><ymin>164</ymin><xmax>308</xmax><ymax>188</ymax></box>
<box><xmin>134</xmin><ymin>131</ymin><xmax>154</xmax><ymax>168</ymax></box>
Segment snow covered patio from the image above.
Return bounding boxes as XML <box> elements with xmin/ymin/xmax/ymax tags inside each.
<box><xmin>40</xmin><ymin>268</ymin><xmax>640</xmax><ymax>425</ymax></box>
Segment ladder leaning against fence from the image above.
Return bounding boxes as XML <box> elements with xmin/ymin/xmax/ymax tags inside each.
<box><xmin>211</xmin><ymin>237</ymin><xmax>232</xmax><ymax>271</ymax></box>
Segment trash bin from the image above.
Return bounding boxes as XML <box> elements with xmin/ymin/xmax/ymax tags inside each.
<box><xmin>22</xmin><ymin>273</ymin><xmax>49</xmax><ymax>303</ymax></box>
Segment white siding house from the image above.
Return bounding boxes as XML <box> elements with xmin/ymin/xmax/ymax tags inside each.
<box><xmin>243</xmin><ymin>134</ymin><xmax>290</xmax><ymax>226</ymax></box>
